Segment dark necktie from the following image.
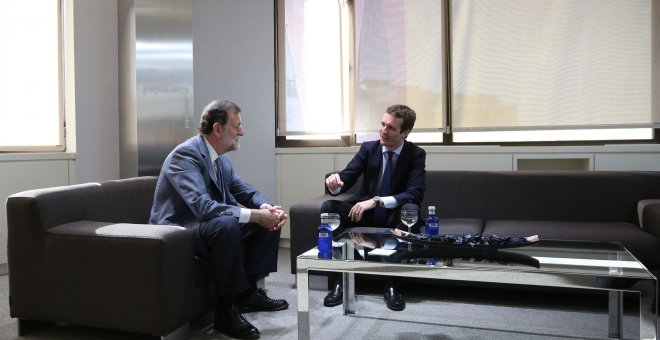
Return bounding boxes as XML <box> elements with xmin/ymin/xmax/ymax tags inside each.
<box><xmin>215</xmin><ymin>157</ymin><xmax>225</xmax><ymax>196</ymax></box>
<box><xmin>373</xmin><ymin>151</ymin><xmax>394</xmax><ymax>226</ymax></box>
<box><xmin>380</xmin><ymin>151</ymin><xmax>394</xmax><ymax>196</ymax></box>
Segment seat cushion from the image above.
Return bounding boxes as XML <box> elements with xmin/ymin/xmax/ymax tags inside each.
<box><xmin>437</xmin><ymin>218</ymin><xmax>485</xmax><ymax>236</ymax></box>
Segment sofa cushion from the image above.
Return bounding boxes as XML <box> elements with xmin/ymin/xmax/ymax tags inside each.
<box><xmin>437</xmin><ymin>218</ymin><xmax>485</xmax><ymax>236</ymax></box>
<box><xmin>483</xmin><ymin>220</ymin><xmax>660</xmax><ymax>268</ymax></box>
<box><xmin>48</xmin><ymin>220</ymin><xmax>184</xmax><ymax>238</ymax></box>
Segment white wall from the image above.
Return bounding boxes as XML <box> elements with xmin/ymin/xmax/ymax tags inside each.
<box><xmin>69</xmin><ymin>0</ymin><xmax>121</xmax><ymax>183</ymax></box>
<box><xmin>192</xmin><ymin>0</ymin><xmax>277</xmax><ymax>202</ymax></box>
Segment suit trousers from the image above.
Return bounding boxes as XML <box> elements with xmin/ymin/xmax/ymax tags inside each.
<box><xmin>321</xmin><ymin>200</ymin><xmax>421</xmax><ymax>233</ymax></box>
<box><xmin>191</xmin><ymin>215</ymin><xmax>280</xmax><ymax>295</ymax></box>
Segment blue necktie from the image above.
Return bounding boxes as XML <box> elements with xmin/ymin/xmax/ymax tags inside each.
<box><xmin>373</xmin><ymin>151</ymin><xmax>394</xmax><ymax>226</ymax></box>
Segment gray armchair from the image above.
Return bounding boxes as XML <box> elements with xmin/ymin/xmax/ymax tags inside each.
<box><xmin>6</xmin><ymin>176</ymin><xmax>213</xmax><ymax>339</ymax></box>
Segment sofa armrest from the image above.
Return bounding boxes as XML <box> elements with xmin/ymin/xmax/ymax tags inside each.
<box><xmin>6</xmin><ymin>177</ymin><xmax>157</xmax><ymax>235</ymax></box>
<box><xmin>289</xmin><ymin>193</ymin><xmax>353</xmax><ymax>273</ymax></box>
<box><xmin>640</xmin><ymin>200</ymin><xmax>660</xmax><ymax>239</ymax></box>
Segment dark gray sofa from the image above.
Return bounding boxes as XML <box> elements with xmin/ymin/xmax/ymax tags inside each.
<box><xmin>6</xmin><ymin>176</ymin><xmax>213</xmax><ymax>339</ymax></box>
<box><xmin>289</xmin><ymin>171</ymin><xmax>660</xmax><ymax>277</ymax></box>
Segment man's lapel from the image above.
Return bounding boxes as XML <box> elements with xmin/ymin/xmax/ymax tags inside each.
<box><xmin>368</xmin><ymin>142</ymin><xmax>383</xmax><ymax>194</ymax></box>
<box><xmin>196</xmin><ymin>135</ymin><xmax>222</xmax><ymax>191</ymax></box>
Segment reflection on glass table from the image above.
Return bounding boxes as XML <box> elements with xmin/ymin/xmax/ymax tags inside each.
<box><xmin>341</xmin><ymin>228</ymin><xmax>540</xmax><ymax>268</ymax></box>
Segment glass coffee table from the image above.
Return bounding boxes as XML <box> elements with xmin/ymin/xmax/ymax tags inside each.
<box><xmin>296</xmin><ymin>228</ymin><xmax>657</xmax><ymax>339</ymax></box>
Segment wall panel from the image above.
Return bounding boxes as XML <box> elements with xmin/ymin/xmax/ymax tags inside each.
<box><xmin>595</xmin><ymin>154</ymin><xmax>660</xmax><ymax>171</ymax></box>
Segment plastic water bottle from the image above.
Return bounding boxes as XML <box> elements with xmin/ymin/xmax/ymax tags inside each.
<box><xmin>318</xmin><ymin>213</ymin><xmax>332</xmax><ymax>259</ymax></box>
<box><xmin>425</xmin><ymin>206</ymin><xmax>439</xmax><ymax>236</ymax></box>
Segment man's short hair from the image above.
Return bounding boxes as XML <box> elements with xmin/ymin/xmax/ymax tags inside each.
<box><xmin>386</xmin><ymin>104</ymin><xmax>416</xmax><ymax>133</ymax></box>
<box><xmin>198</xmin><ymin>100</ymin><xmax>241</xmax><ymax>134</ymax></box>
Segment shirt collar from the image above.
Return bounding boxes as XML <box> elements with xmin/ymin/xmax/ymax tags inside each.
<box><xmin>381</xmin><ymin>142</ymin><xmax>404</xmax><ymax>156</ymax></box>
<box><xmin>203</xmin><ymin>135</ymin><xmax>220</xmax><ymax>162</ymax></box>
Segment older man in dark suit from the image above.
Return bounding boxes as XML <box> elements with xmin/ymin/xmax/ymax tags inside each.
<box><xmin>149</xmin><ymin>99</ymin><xmax>287</xmax><ymax>339</ymax></box>
<box><xmin>321</xmin><ymin>104</ymin><xmax>426</xmax><ymax>311</ymax></box>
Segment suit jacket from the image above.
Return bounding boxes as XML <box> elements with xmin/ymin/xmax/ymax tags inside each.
<box><xmin>336</xmin><ymin>140</ymin><xmax>426</xmax><ymax>205</ymax></box>
<box><xmin>149</xmin><ymin>134</ymin><xmax>268</xmax><ymax>227</ymax></box>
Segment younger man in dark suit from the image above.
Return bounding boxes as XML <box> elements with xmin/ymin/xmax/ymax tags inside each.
<box><xmin>321</xmin><ymin>104</ymin><xmax>426</xmax><ymax>311</ymax></box>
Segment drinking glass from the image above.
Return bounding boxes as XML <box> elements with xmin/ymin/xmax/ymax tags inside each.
<box><xmin>322</xmin><ymin>213</ymin><xmax>341</xmax><ymax>258</ymax></box>
<box><xmin>400</xmin><ymin>209</ymin><xmax>418</xmax><ymax>234</ymax></box>
<box><xmin>326</xmin><ymin>213</ymin><xmax>341</xmax><ymax>231</ymax></box>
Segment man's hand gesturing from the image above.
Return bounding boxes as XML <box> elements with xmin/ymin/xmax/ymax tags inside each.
<box><xmin>325</xmin><ymin>173</ymin><xmax>344</xmax><ymax>192</ymax></box>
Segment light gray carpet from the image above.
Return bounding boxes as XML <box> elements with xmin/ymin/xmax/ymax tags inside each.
<box><xmin>0</xmin><ymin>248</ymin><xmax>656</xmax><ymax>339</ymax></box>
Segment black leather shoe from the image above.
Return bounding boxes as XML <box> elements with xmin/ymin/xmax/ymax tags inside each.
<box><xmin>384</xmin><ymin>285</ymin><xmax>405</xmax><ymax>311</ymax></box>
<box><xmin>214</xmin><ymin>305</ymin><xmax>260</xmax><ymax>339</ymax></box>
<box><xmin>323</xmin><ymin>282</ymin><xmax>343</xmax><ymax>307</ymax></box>
<box><xmin>237</xmin><ymin>288</ymin><xmax>289</xmax><ymax>313</ymax></box>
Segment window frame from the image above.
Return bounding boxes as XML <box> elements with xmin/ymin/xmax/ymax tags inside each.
<box><xmin>0</xmin><ymin>0</ymin><xmax>66</xmax><ymax>152</ymax></box>
<box><xmin>275</xmin><ymin>0</ymin><xmax>659</xmax><ymax>147</ymax></box>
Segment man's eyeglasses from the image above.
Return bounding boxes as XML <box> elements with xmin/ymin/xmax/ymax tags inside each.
<box><xmin>214</xmin><ymin>122</ymin><xmax>244</xmax><ymax>132</ymax></box>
